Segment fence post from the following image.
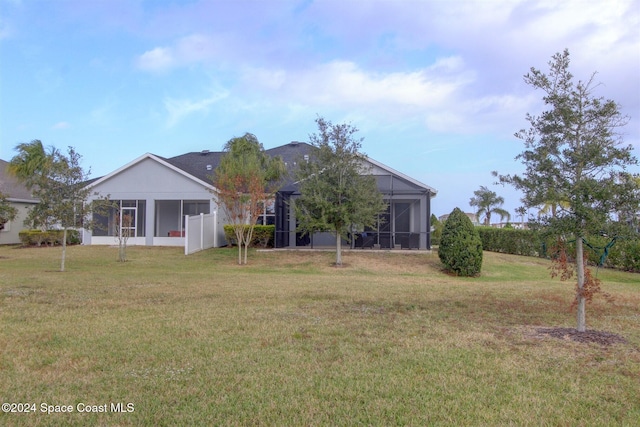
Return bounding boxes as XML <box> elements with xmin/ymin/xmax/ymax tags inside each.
<box><xmin>213</xmin><ymin>210</ymin><xmax>217</xmax><ymax>248</ymax></box>
<box><xmin>184</xmin><ymin>214</ymin><xmax>189</xmax><ymax>255</ymax></box>
<box><xmin>200</xmin><ymin>213</ymin><xmax>204</xmax><ymax>251</ymax></box>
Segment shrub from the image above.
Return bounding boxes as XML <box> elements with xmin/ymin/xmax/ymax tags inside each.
<box><xmin>223</xmin><ymin>225</ymin><xmax>275</xmax><ymax>248</ymax></box>
<box><xmin>438</xmin><ymin>208</ymin><xmax>483</xmax><ymax>276</ymax></box>
<box><xmin>18</xmin><ymin>229</ymin><xmax>80</xmax><ymax>246</ymax></box>
<box><xmin>477</xmin><ymin>227</ymin><xmax>543</xmax><ymax>257</ymax></box>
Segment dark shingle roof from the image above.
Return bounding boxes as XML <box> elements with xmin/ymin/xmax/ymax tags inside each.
<box><xmin>0</xmin><ymin>159</ymin><xmax>38</xmax><ymax>201</ymax></box>
<box><xmin>162</xmin><ymin>150</ymin><xmax>225</xmax><ymax>184</ymax></box>
<box><xmin>163</xmin><ymin>142</ymin><xmax>314</xmax><ymax>187</ymax></box>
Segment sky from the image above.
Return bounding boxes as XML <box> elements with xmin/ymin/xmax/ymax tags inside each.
<box><xmin>1</xmin><ymin>0</ymin><xmax>639</xmax><ymax>220</ymax></box>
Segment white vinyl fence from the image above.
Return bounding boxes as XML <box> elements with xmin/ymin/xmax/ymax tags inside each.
<box><xmin>184</xmin><ymin>212</ymin><xmax>217</xmax><ymax>255</ymax></box>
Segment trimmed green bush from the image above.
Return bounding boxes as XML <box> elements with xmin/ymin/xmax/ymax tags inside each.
<box><xmin>476</xmin><ymin>226</ymin><xmax>640</xmax><ymax>273</ymax></box>
<box><xmin>477</xmin><ymin>227</ymin><xmax>544</xmax><ymax>257</ymax></box>
<box><xmin>438</xmin><ymin>208</ymin><xmax>483</xmax><ymax>276</ymax></box>
<box><xmin>19</xmin><ymin>229</ymin><xmax>80</xmax><ymax>247</ymax></box>
<box><xmin>223</xmin><ymin>225</ymin><xmax>275</xmax><ymax>248</ymax></box>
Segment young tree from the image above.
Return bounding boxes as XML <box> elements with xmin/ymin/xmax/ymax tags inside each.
<box><xmin>497</xmin><ymin>50</ymin><xmax>640</xmax><ymax>332</ymax></box>
<box><xmin>430</xmin><ymin>213</ymin><xmax>442</xmax><ymax>246</ymax></box>
<box><xmin>90</xmin><ymin>196</ymin><xmax>132</xmax><ymax>262</ymax></box>
<box><xmin>295</xmin><ymin>117</ymin><xmax>386</xmax><ymax>266</ymax></box>
<box><xmin>10</xmin><ymin>143</ymin><xmax>92</xmax><ymax>272</ymax></box>
<box><xmin>213</xmin><ymin>133</ymin><xmax>285</xmax><ymax>265</ymax></box>
<box><xmin>469</xmin><ymin>185</ymin><xmax>510</xmax><ymax>226</ymax></box>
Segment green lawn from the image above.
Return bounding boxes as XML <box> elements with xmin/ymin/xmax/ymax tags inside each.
<box><xmin>1</xmin><ymin>245</ymin><xmax>638</xmax><ymax>426</ymax></box>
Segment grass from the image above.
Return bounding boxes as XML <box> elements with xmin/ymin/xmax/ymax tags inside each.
<box><xmin>0</xmin><ymin>245</ymin><xmax>638</xmax><ymax>426</ymax></box>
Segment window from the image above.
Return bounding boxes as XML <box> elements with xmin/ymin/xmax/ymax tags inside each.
<box><xmin>256</xmin><ymin>199</ymin><xmax>275</xmax><ymax>225</ymax></box>
<box><xmin>93</xmin><ymin>200</ymin><xmax>146</xmax><ymax>237</ymax></box>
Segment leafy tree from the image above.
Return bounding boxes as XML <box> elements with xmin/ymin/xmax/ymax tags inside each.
<box><xmin>10</xmin><ymin>142</ymin><xmax>92</xmax><ymax>271</ymax></box>
<box><xmin>469</xmin><ymin>185</ymin><xmax>510</xmax><ymax>226</ymax></box>
<box><xmin>438</xmin><ymin>207</ymin><xmax>483</xmax><ymax>276</ymax></box>
<box><xmin>430</xmin><ymin>213</ymin><xmax>442</xmax><ymax>246</ymax></box>
<box><xmin>213</xmin><ymin>133</ymin><xmax>285</xmax><ymax>265</ymax></box>
<box><xmin>0</xmin><ymin>192</ymin><xmax>18</xmax><ymax>238</ymax></box>
<box><xmin>497</xmin><ymin>49</ymin><xmax>640</xmax><ymax>332</ymax></box>
<box><xmin>295</xmin><ymin>117</ymin><xmax>386</xmax><ymax>266</ymax></box>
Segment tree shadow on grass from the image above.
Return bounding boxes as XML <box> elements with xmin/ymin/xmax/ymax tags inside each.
<box><xmin>534</xmin><ymin>327</ymin><xmax>627</xmax><ymax>346</ymax></box>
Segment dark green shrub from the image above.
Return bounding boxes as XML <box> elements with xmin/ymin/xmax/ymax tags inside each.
<box><xmin>223</xmin><ymin>225</ymin><xmax>275</xmax><ymax>248</ymax></box>
<box><xmin>438</xmin><ymin>208</ymin><xmax>483</xmax><ymax>276</ymax></box>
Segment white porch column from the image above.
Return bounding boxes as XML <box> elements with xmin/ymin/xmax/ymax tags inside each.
<box><xmin>145</xmin><ymin>197</ymin><xmax>155</xmax><ymax>246</ymax></box>
<box><xmin>420</xmin><ymin>195</ymin><xmax>427</xmax><ymax>249</ymax></box>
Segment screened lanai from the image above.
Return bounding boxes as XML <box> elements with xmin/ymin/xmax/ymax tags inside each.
<box><xmin>273</xmin><ymin>149</ymin><xmax>437</xmax><ymax>250</ymax></box>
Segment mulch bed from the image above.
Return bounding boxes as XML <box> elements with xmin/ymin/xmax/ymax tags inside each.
<box><xmin>535</xmin><ymin>327</ymin><xmax>628</xmax><ymax>346</ymax></box>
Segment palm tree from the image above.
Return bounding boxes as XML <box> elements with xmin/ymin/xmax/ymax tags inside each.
<box><xmin>8</xmin><ymin>140</ymin><xmax>58</xmax><ymax>189</ymax></box>
<box><xmin>469</xmin><ymin>186</ymin><xmax>510</xmax><ymax>226</ymax></box>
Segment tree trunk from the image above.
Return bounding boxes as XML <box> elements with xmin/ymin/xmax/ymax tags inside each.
<box><xmin>235</xmin><ymin>228</ymin><xmax>243</xmax><ymax>265</ymax></box>
<box><xmin>60</xmin><ymin>228</ymin><xmax>67</xmax><ymax>272</ymax></box>
<box><xmin>243</xmin><ymin>225</ymin><xmax>255</xmax><ymax>265</ymax></box>
<box><xmin>575</xmin><ymin>235</ymin><xmax>586</xmax><ymax>332</ymax></box>
<box><xmin>118</xmin><ymin>240</ymin><xmax>126</xmax><ymax>262</ymax></box>
<box><xmin>335</xmin><ymin>233</ymin><xmax>342</xmax><ymax>266</ymax></box>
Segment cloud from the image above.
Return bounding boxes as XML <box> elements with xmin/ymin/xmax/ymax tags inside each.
<box><xmin>164</xmin><ymin>90</ymin><xmax>228</xmax><ymax>127</ymax></box>
<box><xmin>136</xmin><ymin>47</ymin><xmax>174</xmax><ymax>72</ymax></box>
<box><xmin>240</xmin><ymin>56</ymin><xmax>531</xmax><ymax>135</ymax></box>
<box><xmin>136</xmin><ymin>34</ymin><xmax>225</xmax><ymax>72</ymax></box>
<box><xmin>52</xmin><ymin>121</ymin><xmax>71</xmax><ymax>130</ymax></box>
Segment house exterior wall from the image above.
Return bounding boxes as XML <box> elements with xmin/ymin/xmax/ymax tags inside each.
<box><xmin>0</xmin><ymin>200</ymin><xmax>38</xmax><ymax>244</ymax></box>
<box><xmin>84</xmin><ymin>157</ymin><xmax>226</xmax><ymax>247</ymax></box>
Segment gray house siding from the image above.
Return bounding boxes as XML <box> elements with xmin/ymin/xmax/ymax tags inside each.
<box><xmin>0</xmin><ymin>159</ymin><xmax>39</xmax><ymax>244</ymax></box>
<box><xmin>84</xmin><ymin>154</ymin><xmax>226</xmax><ymax>247</ymax></box>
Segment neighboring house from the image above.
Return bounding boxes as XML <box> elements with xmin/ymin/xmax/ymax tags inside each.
<box><xmin>0</xmin><ymin>159</ymin><xmax>39</xmax><ymax>244</ymax></box>
<box><xmin>439</xmin><ymin>212</ymin><xmax>481</xmax><ymax>227</ymax></box>
<box><xmin>82</xmin><ymin>142</ymin><xmax>438</xmax><ymax>250</ymax></box>
<box><xmin>491</xmin><ymin>222</ymin><xmax>528</xmax><ymax>230</ymax></box>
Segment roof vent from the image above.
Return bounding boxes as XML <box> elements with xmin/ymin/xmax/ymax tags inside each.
<box><xmin>303</xmin><ymin>154</ymin><xmax>309</xmax><ymax>162</ymax></box>
<box><xmin>201</xmin><ymin>150</ymin><xmax>210</xmax><ymax>155</ymax></box>
<box><xmin>206</xmin><ymin>164</ymin><xmax>212</xmax><ymax>171</ymax></box>
<box><xmin>289</xmin><ymin>141</ymin><xmax>299</xmax><ymax>146</ymax></box>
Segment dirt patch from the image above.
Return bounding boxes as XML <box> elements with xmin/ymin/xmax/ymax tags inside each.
<box><xmin>534</xmin><ymin>327</ymin><xmax>627</xmax><ymax>346</ymax></box>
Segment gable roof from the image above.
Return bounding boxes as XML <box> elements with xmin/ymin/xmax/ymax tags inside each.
<box><xmin>264</xmin><ymin>142</ymin><xmax>438</xmax><ymax>197</ymax></box>
<box><xmin>86</xmin><ymin>152</ymin><xmax>217</xmax><ymax>190</ymax></box>
<box><xmin>0</xmin><ymin>159</ymin><xmax>39</xmax><ymax>202</ymax></box>
<box><xmin>85</xmin><ymin>142</ymin><xmax>436</xmax><ymax>198</ymax></box>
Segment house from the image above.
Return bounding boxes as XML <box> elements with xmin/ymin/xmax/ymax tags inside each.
<box><xmin>0</xmin><ymin>159</ymin><xmax>40</xmax><ymax>244</ymax></box>
<box><xmin>439</xmin><ymin>212</ymin><xmax>481</xmax><ymax>227</ymax></box>
<box><xmin>82</xmin><ymin>142</ymin><xmax>437</xmax><ymax>250</ymax></box>
<box><xmin>270</xmin><ymin>142</ymin><xmax>437</xmax><ymax>250</ymax></box>
<box><xmin>83</xmin><ymin>152</ymin><xmax>225</xmax><ymax>247</ymax></box>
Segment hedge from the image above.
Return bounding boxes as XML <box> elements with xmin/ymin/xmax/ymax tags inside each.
<box><xmin>477</xmin><ymin>226</ymin><xmax>640</xmax><ymax>273</ymax></box>
<box><xmin>223</xmin><ymin>225</ymin><xmax>275</xmax><ymax>248</ymax></box>
<box><xmin>19</xmin><ymin>229</ymin><xmax>81</xmax><ymax>247</ymax></box>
